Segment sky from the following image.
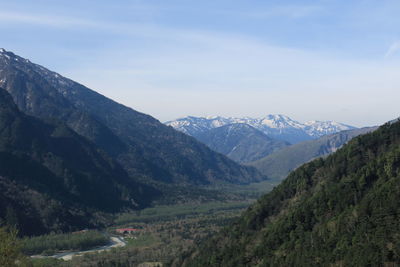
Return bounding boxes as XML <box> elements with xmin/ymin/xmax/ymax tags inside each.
<box><xmin>1</xmin><ymin>0</ymin><xmax>400</xmax><ymax>127</ymax></box>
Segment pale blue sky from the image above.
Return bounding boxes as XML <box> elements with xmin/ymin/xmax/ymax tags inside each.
<box><xmin>1</xmin><ymin>0</ymin><xmax>400</xmax><ymax>126</ymax></box>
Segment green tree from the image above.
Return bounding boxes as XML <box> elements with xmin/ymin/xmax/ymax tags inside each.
<box><xmin>0</xmin><ymin>226</ymin><xmax>23</xmax><ymax>266</ymax></box>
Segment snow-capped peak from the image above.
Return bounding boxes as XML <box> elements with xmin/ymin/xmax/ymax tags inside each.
<box><xmin>165</xmin><ymin>115</ymin><xmax>357</xmax><ymax>144</ymax></box>
<box><xmin>260</xmin><ymin>114</ymin><xmax>304</xmax><ymax>129</ymax></box>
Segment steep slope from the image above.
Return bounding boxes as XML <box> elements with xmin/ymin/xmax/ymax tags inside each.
<box><xmin>0</xmin><ymin>88</ymin><xmax>155</xmax><ymax>235</ymax></box>
<box><xmin>166</xmin><ymin>115</ymin><xmax>355</xmax><ymax>144</ymax></box>
<box><xmin>185</xmin><ymin>120</ymin><xmax>400</xmax><ymax>266</ymax></box>
<box><xmin>249</xmin><ymin>127</ymin><xmax>377</xmax><ymax>180</ymax></box>
<box><xmin>0</xmin><ymin>49</ymin><xmax>263</xmax><ymax>187</ymax></box>
<box><xmin>196</xmin><ymin>123</ymin><xmax>290</xmax><ymax>163</ymax></box>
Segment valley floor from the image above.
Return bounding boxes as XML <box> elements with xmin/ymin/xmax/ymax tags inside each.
<box><xmin>27</xmin><ymin>180</ymin><xmax>277</xmax><ymax>267</ymax></box>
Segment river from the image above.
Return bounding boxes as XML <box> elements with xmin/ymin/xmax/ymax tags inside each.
<box><xmin>31</xmin><ymin>236</ymin><xmax>127</xmax><ymax>261</ymax></box>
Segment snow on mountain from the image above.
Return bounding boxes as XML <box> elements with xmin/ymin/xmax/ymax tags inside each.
<box><xmin>259</xmin><ymin>114</ymin><xmax>304</xmax><ymax>129</ymax></box>
<box><xmin>0</xmin><ymin>49</ymin><xmax>76</xmax><ymax>94</ymax></box>
<box><xmin>165</xmin><ymin>115</ymin><xmax>357</xmax><ymax>144</ymax></box>
<box><xmin>304</xmin><ymin>120</ymin><xmax>355</xmax><ymax>138</ymax></box>
<box><xmin>166</xmin><ymin>116</ymin><xmax>233</xmax><ymax>136</ymax></box>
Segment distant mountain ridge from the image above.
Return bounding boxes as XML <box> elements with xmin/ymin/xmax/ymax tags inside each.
<box><xmin>166</xmin><ymin>115</ymin><xmax>355</xmax><ymax>144</ymax></box>
<box><xmin>196</xmin><ymin>123</ymin><xmax>290</xmax><ymax>163</ymax></box>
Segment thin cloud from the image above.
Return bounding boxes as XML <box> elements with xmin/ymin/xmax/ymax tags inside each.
<box><xmin>0</xmin><ymin>10</ymin><xmax>177</xmax><ymax>40</ymax></box>
<box><xmin>0</xmin><ymin>10</ymin><xmax>303</xmax><ymax>49</ymax></box>
<box><xmin>224</xmin><ymin>5</ymin><xmax>323</xmax><ymax>20</ymax></box>
<box><xmin>385</xmin><ymin>41</ymin><xmax>400</xmax><ymax>58</ymax></box>
<box><xmin>0</xmin><ymin>11</ymin><xmax>98</xmax><ymax>28</ymax></box>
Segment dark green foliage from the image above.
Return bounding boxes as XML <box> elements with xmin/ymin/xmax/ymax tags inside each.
<box><xmin>115</xmin><ymin>201</ymin><xmax>250</xmax><ymax>225</ymax></box>
<box><xmin>21</xmin><ymin>231</ymin><xmax>108</xmax><ymax>255</ymax></box>
<box><xmin>196</xmin><ymin>123</ymin><xmax>290</xmax><ymax>163</ymax></box>
<box><xmin>250</xmin><ymin>127</ymin><xmax>377</xmax><ymax>180</ymax></box>
<box><xmin>187</xmin><ymin>120</ymin><xmax>400</xmax><ymax>266</ymax></box>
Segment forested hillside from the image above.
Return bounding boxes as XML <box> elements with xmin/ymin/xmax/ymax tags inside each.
<box><xmin>186</xmin><ymin>119</ymin><xmax>400</xmax><ymax>266</ymax></box>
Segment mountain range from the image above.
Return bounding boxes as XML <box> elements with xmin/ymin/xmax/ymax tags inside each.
<box><xmin>185</xmin><ymin>119</ymin><xmax>400</xmax><ymax>266</ymax></box>
<box><xmin>166</xmin><ymin>115</ymin><xmax>361</xmax><ymax>167</ymax></box>
<box><xmin>0</xmin><ymin>49</ymin><xmax>265</xmax><ymax>234</ymax></box>
<box><xmin>166</xmin><ymin>115</ymin><xmax>355</xmax><ymax>144</ymax></box>
<box><xmin>0</xmin><ymin>49</ymin><xmax>263</xmax><ymax>186</ymax></box>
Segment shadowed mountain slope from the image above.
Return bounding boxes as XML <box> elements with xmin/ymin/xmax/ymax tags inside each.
<box><xmin>0</xmin><ymin>88</ymin><xmax>156</xmax><ymax>235</ymax></box>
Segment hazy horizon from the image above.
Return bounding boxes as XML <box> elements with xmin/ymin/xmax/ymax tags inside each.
<box><xmin>2</xmin><ymin>0</ymin><xmax>400</xmax><ymax>127</ymax></box>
